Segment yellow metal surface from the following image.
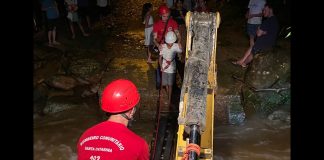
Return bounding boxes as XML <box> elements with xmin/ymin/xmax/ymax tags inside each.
<box><xmin>175</xmin><ymin>11</ymin><xmax>220</xmax><ymax>160</ymax></box>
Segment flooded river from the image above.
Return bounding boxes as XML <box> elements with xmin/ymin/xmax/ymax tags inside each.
<box><xmin>34</xmin><ymin>95</ymin><xmax>290</xmax><ymax>160</ymax></box>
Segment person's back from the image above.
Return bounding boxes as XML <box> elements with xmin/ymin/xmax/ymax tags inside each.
<box><xmin>77</xmin><ymin>79</ymin><xmax>149</xmax><ymax>160</ymax></box>
<box><xmin>77</xmin><ymin>121</ymin><xmax>149</xmax><ymax>160</ymax></box>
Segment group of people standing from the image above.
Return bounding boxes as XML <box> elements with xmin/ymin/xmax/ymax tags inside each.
<box><xmin>38</xmin><ymin>0</ymin><xmax>114</xmax><ymax>46</ymax></box>
<box><xmin>142</xmin><ymin>0</ymin><xmax>210</xmax><ymax>109</ymax></box>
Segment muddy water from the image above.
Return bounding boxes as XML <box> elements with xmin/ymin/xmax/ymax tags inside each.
<box><xmin>33</xmin><ymin>97</ymin><xmax>155</xmax><ymax>160</ymax></box>
<box><xmin>34</xmin><ymin>97</ymin><xmax>290</xmax><ymax>160</ymax></box>
<box><xmin>214</xmin><ymin>118</ymin><xmax>290</xmax><ymax>160</ymax></box>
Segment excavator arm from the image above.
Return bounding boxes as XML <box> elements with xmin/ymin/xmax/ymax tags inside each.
<box><xmin>149</xmin><ymin>11</ymin><xmax>221</xmax><ymax>160</ymax></box>
<box><xmin>175</xmin><ymin>11</ymin><xmax>220</xmax><ymax>160</ymax></box>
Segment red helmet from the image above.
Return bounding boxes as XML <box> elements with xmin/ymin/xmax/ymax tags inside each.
<box><xmin>101</xmin><ymin>79</ymin><xmax>140</xmax><ymax>113</ymax></box>
<box><xmin>158</xmin><ymin>5</ymin><xmax>170</xmax><ymax>15</ymax></box>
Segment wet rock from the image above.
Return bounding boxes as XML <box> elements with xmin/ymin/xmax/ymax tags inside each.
<box><xmin>215</xmin><ymin>94</ymin><xmax>245</xmax><ymax>125</ymax></box>
<box><xmin>81</xmin><ymin>83</ymin><xmax>100</xmax><ymax>98</ymax></box>
<box><xmin>242</xmin><ymin>86</ymin><xmax>290</xmax><ymax>118</ymax></box>
<box><xmin>242</xmin><ymin>49</ymin><xmax>290</xmax><ymax>117</ymax></box>
<box><xmin>45</xmin><ymin>75</ymin><xmax>77</xmax><ymax>90</ymax></box>
<box><xmin>244</xmin><ymin>49</ymin><xmax>290</xmax><ymax>89</ymax></box>
<box><xmin>48</xmin><ymin>90</ymin><xmax>74</xmax><ymax>98</ymax></box>
<box><xmin>268</xmin><ymin>109</ymin><xmax>290</xmax><ymax>123</ymax></box>
<box><xmin>69</xmin><ymin>58</ymin><xmax>103</xmax><ymax>79</ymax></box>
<box><xmin>43</xmin><ymin>96</ymin><xmax>83</xmax><ymax>114</ymax></box>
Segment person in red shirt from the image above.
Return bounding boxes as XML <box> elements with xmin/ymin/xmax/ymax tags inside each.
<box><xmin>153</xmin><ymin>5</ymin><xmax>182</xmax><ymax>51</ymax></box>
<box><xmin>77</xmin><ymin>79</ymin><xmax>149</xmax><ymax>160</ymax></box>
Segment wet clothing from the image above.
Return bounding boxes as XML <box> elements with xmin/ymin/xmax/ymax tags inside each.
<box><xmin>153</xmin><ymin>18</ymin><xmax>178</xmax><ymax>44</ymax></box>
<box><xmin>252</xmin><ymin>16</ymin><xmax>279</xmax><ymax>54</ymax></box>
<box><xmin>77</xmin><ymin>121</ymin><xmax>149</xmax><ymax>160</ymax></box>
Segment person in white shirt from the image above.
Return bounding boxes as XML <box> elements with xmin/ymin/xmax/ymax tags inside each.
<box><xmin>142</xmin><ymin>3</ymin><xmax>154</xmax><ymax>63</ymax></box>
<box><xmin>233</xmin><ymin>0</ymin><xmax>265</xmax><ymax>67</ymax></box>
<box><xmin>246</xmin><ymin>0</ymin><xmax>266</xmax><ymax>46</ymax></box>
<box><xmin>159</xmin><ymin>31</ymin><xmax>182</xmax><ymax>107</ymax></box>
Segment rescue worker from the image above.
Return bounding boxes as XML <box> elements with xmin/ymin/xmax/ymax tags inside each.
<box><xmin>77</xmin><ymin>79</ymin><xmax>149</xmax><ymax>160</ymax></box>
<box><xmin>153</xmin><ymin>5</ymin><xmax>181</xmax><ymax>51</ymax></box>
<box><xmin>153</xmin><ymin>5</ymin><xmax>184</xmax><ymax>87</ymax></box>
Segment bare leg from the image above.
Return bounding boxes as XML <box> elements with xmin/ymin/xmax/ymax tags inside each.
<box><xmin>243</xmin><ymin>53</ymin><xmax>253</xmax><ymax>65</ymax></box>
<box><xmin>249</xmin><ymin>35</ymin><xmax>255</xmax><ymax>47</ymax></box>
<box><xmin>52</xmin><ymin>27</ymin><xmax>56</xmax><ymax>42</ymax></box>
<box><xmin>48</xmin><ymin>30</ymin><xmax>53</xmax><ymax>45</ymax></box>
<box><xmin>236</xmin><ymin>46</ymin><xmax>252</xmax><ymax>65</ymax></box>
<box><xmin>147</xmin><ymin>46</ymin><xmax>152</xmax><ymax>63</ymax></box>
<box><xmin>52</xmin><ymin>27</ymin><xmax>60</xmax><ymax>45</ymax></box>
<box><xmin>86</xmin><ymin>16</ymin><xmax>91</xmax><ymax>29</ymax></box>
<box><xmin>77</xmin><ymin>22</ymin><xmax>89</xmax><ymax>37</ymax></box>
<box><xmin>233</xmin><ymin>34</ymin><xmax>255</xmax><ymax>66</ymax></box>
<box><xmin>69</xmin><ymin>22</ymin><xmax>76</xmax><ymax>39</ymax></box>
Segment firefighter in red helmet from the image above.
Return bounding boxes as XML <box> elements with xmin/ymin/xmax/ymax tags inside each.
<box><xmin>77</xmin><ymin>79</ymin><xmax>149</xmax><ymax>160</ymax></box>
<box><xmin>153</xmin><ymin>4</ymin><xmax>182</xmax><ymax>51</ymax></box>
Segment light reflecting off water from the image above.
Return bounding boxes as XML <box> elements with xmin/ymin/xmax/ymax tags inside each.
<box><xmin>214</xmin><ymin>116</ymin><xmax>290</xmax><ymax>160</ymax></box>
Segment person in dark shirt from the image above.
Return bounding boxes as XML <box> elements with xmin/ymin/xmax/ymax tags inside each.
<box><xmin>232</xmin><ymin>3</ymin><xmax>279</xmax><ymax>68</ymax></box>
<box><xmin>170</xmin><ymin>0</ymin><xmax>188</xmax><ymax>80</ymax></box>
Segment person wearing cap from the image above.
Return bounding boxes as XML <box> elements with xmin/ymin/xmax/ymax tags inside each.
<box><xmin>77</xmin><ymin>79</ymin><xmax>149</xmax><ymax>160</ymax></box>
<box><xmin>159</xmin><ymin>31</ymin><xmax>182</xmax><ymax>108</ymax></box>
<box><xmin>153</xmin><ymin>5</ymin><xmax>182</xmax><ymax>52</ymax></box>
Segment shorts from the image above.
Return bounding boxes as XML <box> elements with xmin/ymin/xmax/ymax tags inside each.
<box><xmin>67</xmin><ymin>12</ymin><xmax>79</xmax><ymax>22</ymax></box>
<box><xmin>247</xmin><ymin>23</ymin><xmax>260</xmax><ymax>37</ymax></box>
<box><xmin>47</xmin><ymin>18</ymin><xmax>58</xmax><ymax>31</ymax></box>
<box><xmin>162</xmin><ymin>72</ymin><xmax>176</xmax><ymax>86</ymax></box>
<box><xmin>144</xmin><ymin>27</ymin><xmax>153</xmax><ymax>46</ymax></box>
